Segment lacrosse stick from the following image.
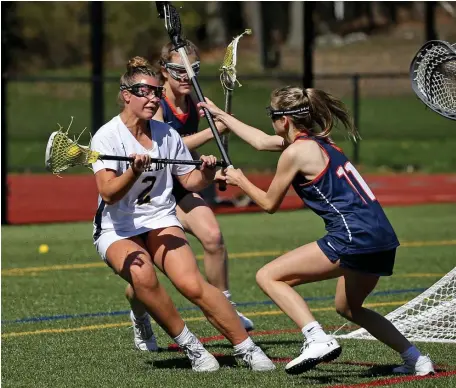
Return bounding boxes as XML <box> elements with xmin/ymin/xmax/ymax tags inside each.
<box><xmin>45</xmin><ymin>125</ymin><xmax>226</xmax><ymax>176</ymax></box>
<box><xmin>410</xmin><ymin>40</ymin><xmax>456</xmax><ymax>120</ymax></box>
<box><xmin>217</xmin><ymin>29</ymin><xmax>251</xmax><ymax>191</ymax></box>
<box><xmin>155</xmin><ymin>1</ymin><xmax>233</xmax><ymax>170</ymax></box>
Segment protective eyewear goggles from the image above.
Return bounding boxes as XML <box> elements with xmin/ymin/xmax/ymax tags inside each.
<box><xmin>266</xmin><ymin>105</ymin><xmax>310</xmax><ymax>119</ymax></box>
<box><xmin>120</xmin><ymin>83</ymin><xmax>165</xmax><ymax>99</ymax></box>
<box><xmin>164</xmin><ymin>61</ymin><xmax>200</xmax><ymax>81</ymax></box>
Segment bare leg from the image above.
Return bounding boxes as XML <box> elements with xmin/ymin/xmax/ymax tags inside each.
<box><xmin>177</xmin><ymin>193</ymin><xmax>228</xmax><ymax>291</ymax></box>
<box><xmin>335</xmin><ymin>269</ymin><xmax>412</xmax><ymax>353</ymax></box>
<box><xmin>106</xmin><ymin>237</ymin><xmax>184</xmax><ymax>338</ymax></box>
<box><xmin>256</xmin><ymin>241</ymin><xmax>343</xmax><ymax>328</ymax></box>
<box><xmin>146</xmin><ymin>226</ymin><xmax>248</xmax><ymax>345</ymax></box>
<box><xmin>125</xmin><ymin>284</ymin><xmax>147</xmax><ymax>316</ymax></box>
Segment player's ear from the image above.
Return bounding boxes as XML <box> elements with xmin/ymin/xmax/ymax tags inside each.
<box><xmin>161</xmin><ymin>67</ymin><xmax>169</xmax><ymax>81</ymax></box>
<box><xmin>122</xmin><ymin>90</ymin><xmax>131</xmax><ymax>104</ymax></box>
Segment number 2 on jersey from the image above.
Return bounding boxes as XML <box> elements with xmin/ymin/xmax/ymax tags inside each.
<box><xmin>137</xmin><ymin>176</ymin><xmax>156</xmax><ymax>205</ymax></box>
<box><xmin>336</xmin><ymin>162</ymin><xmax>376</xmax><ymax>203</ymax></box>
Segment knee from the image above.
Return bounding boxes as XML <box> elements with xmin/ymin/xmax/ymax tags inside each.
<box><xmin>129</xmin><ymin>264</ymin><xmax>159</xmax><ymax>294</ymax></box>
<box><xmin>335</xmin><ymin>301</ymin><xmax>361</xmax><ymax>321</ymax></box>
<box><xmin>200</xmin><ymin>227</ymin><xmax>224</xmax><ymax>253</ymax></box>
<box><xmin>175</xmin><ymin>277</ymin><xmax>205</xmax><ymax>301</ymax></box>
<box><xmin>256</xmin><ymin>267</ymin><xmax>273</xmax><ymax>291</ymax></box>
<box><xmin>335</xmin><ymin>304</ymin><xmax>351</xmax><ymax>320</ymax></box>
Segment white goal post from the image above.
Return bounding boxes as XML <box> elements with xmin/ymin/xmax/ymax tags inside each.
<box><xmin>336</xmin><ymin>267</ymin><xmax>456</xmax><ymax>343</ymax></box>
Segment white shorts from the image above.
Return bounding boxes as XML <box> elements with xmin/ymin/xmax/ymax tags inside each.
<box><xmin>94</xmin><ymin>215</ymin><xmax>183</xmax><ymax>263</ymax></box>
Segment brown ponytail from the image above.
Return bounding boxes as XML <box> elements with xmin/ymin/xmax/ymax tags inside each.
<box><xmin>270</xmin><ymin>86</ymin><xmax>359</xmax><ymax>140</ymax></box>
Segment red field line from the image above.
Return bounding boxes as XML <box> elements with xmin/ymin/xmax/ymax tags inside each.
<box><xmin>329</xmin><ymin>371</ymin><xmax>456</xmax><ymax>388</ymax></box>
<box><xmin>167</xmin><ymin>328</ymin><xmax>455</xmax><ymax>387</ymax></box>
<box><xmin>7</xmin><ymin>173</ymin><xmax>456</xmax><ymax>224</ymax></box>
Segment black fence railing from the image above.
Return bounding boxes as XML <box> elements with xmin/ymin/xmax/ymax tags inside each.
<box><xmin>1</xmin><ymin>71</ymin><xmax>414</xmax><ymax>225</ymax></box>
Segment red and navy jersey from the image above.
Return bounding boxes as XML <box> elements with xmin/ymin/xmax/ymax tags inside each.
<box><xmin>160</xmin><ymin>95</ymin><xmax>199</xmax><ymax>138</ymax></box>
<box><xmin>292</xmin><ymin>134</ymin><xmax>399</xmax><ymax>256</ymax></box>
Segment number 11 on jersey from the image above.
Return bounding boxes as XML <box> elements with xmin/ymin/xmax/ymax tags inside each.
<box><xmin>336</xmin><ymin>162</ymin><xmax>376</xmax><ymax>203</ymax></box>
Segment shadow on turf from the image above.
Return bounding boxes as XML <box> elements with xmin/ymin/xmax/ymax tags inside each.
<box><xmin>291</xmin><ymin>365</ymin><xmax>397</xmax><ymax>385</ymax></box>
<box><xmin>203</xmin><ymin>338</ymin><xmax>300</xmax><ymax>350</ymax></box>
<box><xmin>146</xmin><ymin>355</ymin><xmax>238</xmax><ymax>370</ymax></box>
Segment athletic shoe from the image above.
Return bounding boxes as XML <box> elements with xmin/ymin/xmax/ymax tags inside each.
<box><xmin>181</xmin><ymin>335</ymin><xmax>220</xmax><ymax>372</ymax></box>
<box><xmin>234</xmin><ymin>345</ymin><xmax>276</xmax><ymax>371</ymax></box>
<box><xmin>393</xmin><ymin>355</ymin><xmax>435</xmax><ymax>376</ymax></box>
<box><xmin>285</xmin><ymin>337</ymin><xmax>342</xmax><ymax>375</ymax></box>
<box><xmin>130</xmin><ymin>311</ymin><xmax>159</xmax><ymax>351</ymax></box>
<box><xmin>230</xmin><ymin>301</ymin><xmax>254</xmax><ymax>331</ymax></box>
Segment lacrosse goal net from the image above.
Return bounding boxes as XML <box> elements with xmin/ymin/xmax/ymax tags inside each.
<box><xmin>336</xmin><ymin>267</ymin><xmax>456</xmax><ymax>343</ymax></box>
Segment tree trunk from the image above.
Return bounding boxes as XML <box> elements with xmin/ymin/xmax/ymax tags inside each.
<box><xmin>287</xmin><ymin>1</ymin><xmax>303</xmax><ymax>48</ymax></box>
<box><xmin>205</xmin><ymin>2</ymin><xmax>226</xmax><ymax>47</ymax></box>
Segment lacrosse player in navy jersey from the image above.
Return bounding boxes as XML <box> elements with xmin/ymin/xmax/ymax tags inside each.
<box><xmin>198</xmin><ymin>86</ymin><xmax>434</xmax><ymax>376</ymax></box>
<box><xmin>90</xmin><ymin>56</ymin><xmax>274</xmax><ymax>372</ymax></box>
<box><xmin>123</xmin><ymin>41</ymin><xmax>254</xmax><ymax>353</ymax></box>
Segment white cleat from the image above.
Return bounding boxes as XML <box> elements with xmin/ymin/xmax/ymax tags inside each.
<box><xmin>230</xmin><ymin>301</ymin><xmax>254</xmax><ymax>331</ymax></box>
<box><xmin>181</xmin><ymin>335</ymin><xmax>220</xmax><ymax>372</ymax></box>
<box><xmin>234</xmin><ymin>345</ymin><xmax>276</xmax><ymax>371</ymax></box>
<box><xmin>285</xmin><ymin>337</ymin><xmax>342</xmax><ymax>375</ymax></box>
<box><xmin>237</xmin><ymin>310</ymin><xmax>255</xmax><ymax>332</ymax></box>
<box><xmin>393</xmin><ymin>355</ymin><xmax>435</xmax><ymax>376</ymax></box>
<box><xmin>130</xmin><ymin>311</ymin><xmax>159</xmax><ymax>351</ymax></box>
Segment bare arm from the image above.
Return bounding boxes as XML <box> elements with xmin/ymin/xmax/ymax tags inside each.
<box><xmin>153</xmin><ymin>105</ymin><xmax>227</xmax><ymax>151</ymax></box>
<box><xmin>94</xmin><ymin>154</ymin><xmax>150</xmax><ymax>205</ymax></box>
<box><xmin>223</xmin><ymin>147</ymin><xmax>299</xmax><ymax>213</ymax></box>
<box><xmin>198</xmin><ymin>100</ymin><xmax>286</xmax><ymax>151</ymax></box>
<box><xmin>181</xmin><ymin>124</ymin><xmax>226</xmax><ymax>151</ymax></box>
<box><xmin>176</xmin><ymin>155</ymin><xmax>217</xmax><ymax>192</ymax></box>
<box><xmin>219</xmin><ymin>113</ymin><xmax>286</xmax><ymax>151</ymax></box>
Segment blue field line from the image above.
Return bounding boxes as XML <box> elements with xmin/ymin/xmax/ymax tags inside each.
<box><xmin>2</xmin><ymin>287</ymin><xmax>426</xmax><ymax>325</ymax></box>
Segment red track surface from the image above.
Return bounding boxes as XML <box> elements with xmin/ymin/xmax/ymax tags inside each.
<box><xmin>7</xmin><ymin>173</ymin><xmax>456</xmax><ymax>224</ymax></box>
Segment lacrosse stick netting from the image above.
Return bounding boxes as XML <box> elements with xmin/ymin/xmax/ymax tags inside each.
<box><xmin>410</xmin><ymin>40</ymin><xmax>456</xmax><ymax>120</ymax></box>
<box><xmin>45</xmin><ymin>119</ymin><xmax>95</xmax><ymax>175</ymax></box>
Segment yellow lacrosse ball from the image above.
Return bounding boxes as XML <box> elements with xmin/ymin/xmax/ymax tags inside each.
<box><xmin>38</xmin><ymin>244</ymin><xmax>49</xmax><ymax>254</ymax></box>
<box><xmin>67</xmin><ymin>144</ymin><xmax>80</xmax><ymax>157</ymax></box>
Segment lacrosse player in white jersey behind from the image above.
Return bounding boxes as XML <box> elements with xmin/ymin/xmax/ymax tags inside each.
<box><xmin>90</xmin><ymin>56</ymin><xmax>274</xmax><ymax>373</ymax></box>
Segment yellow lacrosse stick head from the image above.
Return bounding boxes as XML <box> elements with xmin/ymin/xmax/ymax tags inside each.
<box><xmin>220</xmin><ymin>29</ymin><xmax>252</xmax><ymax>91</ymax></box>
<box><xmin>45</xmin><ymin>118</ymin><xmax>98</xmax><ymax>175</ymax></box>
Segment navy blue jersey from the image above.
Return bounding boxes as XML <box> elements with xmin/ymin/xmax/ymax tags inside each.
<box><xmin>291</xmin><ymin>135</ymin><xmax>399</xmax><ymax>256</ymax></box>
<box><xmin>160</xmin><ymin>95</ymin><xmax>199</xmax><ymax>137</ymax></box>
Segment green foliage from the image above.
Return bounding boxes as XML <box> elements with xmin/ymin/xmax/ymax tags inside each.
<box><xmin>15</xmin><ymin>2</ymin><xmax>89</xmax><ymax>70</ymax></box>
<box><xmin>9</xmin><ymin>2</ymin><xmax>207</xmax><ymax>72</ymax></box>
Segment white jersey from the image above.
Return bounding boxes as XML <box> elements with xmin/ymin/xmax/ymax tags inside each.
<box><xmin>91</xmin><ymin>115</ymin><xmax>195</xmax><ymax>241</ymax></box>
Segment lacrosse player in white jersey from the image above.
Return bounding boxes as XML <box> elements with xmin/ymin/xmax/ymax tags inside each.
<box><xmin>123</xmin><ymin>42</ymin><xmax>253</xmax><ymax>353</ymax></box>
<box><xmin>90</xmin><ymin>56</ymin><xmax>275</xmax><ymax>373</ymax></box>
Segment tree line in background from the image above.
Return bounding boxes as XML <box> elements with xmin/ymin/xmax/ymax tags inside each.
<box><xmin>2</xmin><ymin>1</ymin><xmax>441</xmax><ymax>73</ymax></box>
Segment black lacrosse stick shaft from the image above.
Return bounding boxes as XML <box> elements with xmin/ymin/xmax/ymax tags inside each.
<box><xmin>155</xmin><ymin>1</ymin><xmax>233</xmax><ymax>168</ymax></box>
<box><xmin>100</xmin><ymin>155</ymin><xmax>227</xmax><ymax>167</ymax></box>
<box><xmin>191</xmin><ymin>79</ymin><xmax>233</xmax><ymax>167</ymax></box>
<box><xmin>218</xmin><ymin>88</ymin><xmax>234</xmax><ymax>192</ymax></box>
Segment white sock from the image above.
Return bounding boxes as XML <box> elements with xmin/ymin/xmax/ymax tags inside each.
<box><xmin>223</xmin><ymin>290</ymin><xmax>237</xmax><ymax>306</ymax></box>
<box><xmin>173</xmin><ymin>325</ymin><xmax>194</xmax><ymax>346</ymax></box>
<box><xmin>400</xmin><ymin>345</ymin><xmax>421</xmax><ymax>364</ymax></box>
<box><xmin>301</xmin><ymin>321</ymin><xmax>329</xmax><ymax>342</ymax></box>
<box><xmin>233</xmin><ymin>337</ymin><xmax>255</xmax><ymax>353</ymax></box>
<box><xmin>222</xmin><ymin>290</ymin><xmax>232</xmax><ymax>301</ymax></box>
